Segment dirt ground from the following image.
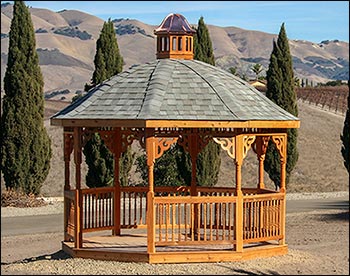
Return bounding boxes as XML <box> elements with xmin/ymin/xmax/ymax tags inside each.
<box><xmin>1</xmin><ymin>208</ymin><xmax>348</xmax><ymax>275</ymax></box>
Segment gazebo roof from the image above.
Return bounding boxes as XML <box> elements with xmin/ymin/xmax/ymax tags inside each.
<box><xmin>51</xmin><ymin>59</ymin><xmax>299</xmax><ymax>128</ymax></box>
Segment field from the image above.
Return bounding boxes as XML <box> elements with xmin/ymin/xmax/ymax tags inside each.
<box><xmin>296</xmin><ymin>85</ymin><xmax>348</xmax><ymax>115</ymax></box>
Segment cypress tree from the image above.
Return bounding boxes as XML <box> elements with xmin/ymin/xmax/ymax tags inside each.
<box><xmin>83</xmin><ymin>19</ymin><xmax>133</xmax><ymax>188</ymax></box>
<box><xmin>176</xmin><ymin>16</ymin><xmax>221</xmax><ymax>187</ymax></box>
<box><xmin>0</xmin><ymin>1</ymin><xmax>51</xmax><ymax>195</ymax></box>
<box><xmin>340</xmin><ymin>81</ymin><xmax>349</xmax><ymax>174</ymax></box>
<box><xmin>194</xmin><ymin>16</ymin><xmax>215</xmax><ymax>66</ymax></box>
<box><xmin>265</xmin><ymin>23</ymin><xmax>299</xmax><ymax>189</ymax></box>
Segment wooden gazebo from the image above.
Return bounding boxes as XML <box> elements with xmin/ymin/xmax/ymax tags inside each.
<box><xmin>50</xmin><ymin>13</ymin><xmax>300</xmax><ymax>264</ymax></box>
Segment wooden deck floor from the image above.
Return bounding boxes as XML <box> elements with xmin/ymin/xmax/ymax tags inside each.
<box><xmin>62</xmin><ymin>229</ymin><xmax>287</xmax><ymax>264</ymax></box>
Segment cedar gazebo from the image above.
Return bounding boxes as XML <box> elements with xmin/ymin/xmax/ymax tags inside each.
<box><xmin>50</xmin><ymin>13</ymin><xmax>300</xmax><ymax>264</ymax></box>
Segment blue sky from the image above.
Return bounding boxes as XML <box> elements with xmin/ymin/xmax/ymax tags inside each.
<box><xmin>6</xmin><ymin>1</ymin><xmax>350</xmax><ymax>43</ymax></box>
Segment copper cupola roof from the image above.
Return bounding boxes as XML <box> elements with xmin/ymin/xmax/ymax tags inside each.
<box><xmin>154</xmin><ymin>13</ymin><xmax>196</xmax><ymax>35</ymax></box>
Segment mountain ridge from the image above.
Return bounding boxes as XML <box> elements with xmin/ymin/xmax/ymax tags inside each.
<box><xmin>1</xmin><ymin>3</ymin><xmax>348</xmax><ymax>101</ymax></box>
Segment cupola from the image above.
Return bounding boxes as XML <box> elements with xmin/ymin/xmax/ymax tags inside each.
<box><xmin>154</xmin><ymin>13</ymin><xmax>196</xmax><ymax>60</ymax></box>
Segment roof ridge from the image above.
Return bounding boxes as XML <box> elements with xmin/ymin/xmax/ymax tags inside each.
<box><xmin>137</xmin><ymin>59</ymin><xmax>176</xmax><ymax>119</ymax></box>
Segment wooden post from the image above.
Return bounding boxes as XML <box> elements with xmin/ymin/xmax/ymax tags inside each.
<box><xmin>279</xmin><ymin>134</ymin><xmax>287</xmax><ymax>245</ymax></box>
<box><xmin>63</xmin><ymin>130</ymin><xmax>72</xmax><ymax>242</ymax></box>
<box><xmin>190</xmin><ymin>132</ymin><xmax>199</xmax><ymax>239</ymax></box>
<box><xmin>235</xmin><ymin>135</ymin><xmax>244</xmax><ymax>252</ymax></box>
<box><xmin>113</xmin><ymin>128</ymin><xmax>122</xmax><ymax>236</ymax></box>
<box><xmin>73</xmin><ymin>127</ymin><xmax>82</xmax><ymax>249</ymax></box>
<box><xmin>146</xmin><ymin>129</ymin><xmax>156</xmax><ymax>254</ymax></box>
<box><xmin>256</xmin><ymin>136</ymin><xmax>269</xmax><ymax>190</ymax></box>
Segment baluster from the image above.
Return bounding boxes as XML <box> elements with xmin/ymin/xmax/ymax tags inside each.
<box><xmin>128</xmin><ymin>192</ymin><xmax>131</xmax><ymax>226</ymax></box>
<box><xmin>134</xmin><ymin>192</ymin><xmax>137</xmax><ymax>225</ymax></box>
<box><xmin>203</xmin><ymin>202</ymin><xmax>207</xmax><ymax>241</ymax></box>
<box><xmin>209</xmin><ymin>203</ymin><xmax>213</xmax><ymax>241</ymax></box>
<box><xmin>139</xmin><ymin>192</ymin><xmax>143</xmax><ymax>225</ymax></box>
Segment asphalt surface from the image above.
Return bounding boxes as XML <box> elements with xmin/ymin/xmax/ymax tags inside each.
<box><xmin>1</xmin><ymin>196</ymin><xmax>348</xmax><ymax>237</ymax></box>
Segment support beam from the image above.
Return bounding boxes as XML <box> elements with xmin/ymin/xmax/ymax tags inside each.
<box><xmin>73</xmin><ymin>127</ymin><xmax>82</xmax><ymax>249</ymax></box>
<box><xmin>146</xmin><ymin>129</ymin><xmax>156</xmax><ymax>254</ymax></box>
<box><xmin>234</xmin><ymin>135</ymin><xmax>244</xmax><ymax>252</ymax></box>
<box><xmin>63</xmin><ymin>130</ymin><xmax>73</xmax><ymax>242</ymax></box>
<box><xmin>113</xmin><ymin>128</ymin><xmax>122</xmax><ymax>236</ymax></box>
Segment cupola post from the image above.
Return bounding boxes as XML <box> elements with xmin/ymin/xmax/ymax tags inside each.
<box><xmin>154</xmin><ymin>13</ymin><xmax>196</xmax><ymax>60</ymax></box>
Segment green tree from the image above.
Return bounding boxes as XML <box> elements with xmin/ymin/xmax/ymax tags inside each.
<box><xmin>265</xmin><ymin>23</ymin><xmax>299</xmax><ymax>189</ymax></box>
<box><xmin>83</xmin><ymin>19</ymin><xmax>133</xmax><ymax>188</ymax></box>
<box><xmin>340</xmin><ymin>81</ymin><xmax>350</xmax><ymax>174</ymax></box>
<box><xmin>135</xmin><ymin>146</ymin><xmax>184</xmax><ymax>187</ymax></box>
<box><xmin>186</xmin><ymin>16</ymin><xmax>221</xmax><ymax>187</ymax></box>
<box><xmin>194</xmin><ymin>16</ymin><xmax>215</xmax><ymax>66</ymax></box>
<box><xmin>251</xmin><ymin>63</ymin><xmax>263</xmax><ymax>80</ymax></box>
<box><xmin>0</xmin><ymin>0</ymin><xmax>51</xmax><ymax>195</ymax></box>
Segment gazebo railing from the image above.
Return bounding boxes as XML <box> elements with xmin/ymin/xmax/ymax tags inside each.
<box><xmin>154</xmin><ymin>196</ymin><xmax>237</xmax><ymax>246</ymax></box>
<box><xmin>64</xmin><ymin>186</ymin><xmax>284</xmax><ymax>247</ymax></box>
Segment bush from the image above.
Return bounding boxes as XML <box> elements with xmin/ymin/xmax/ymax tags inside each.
<box><xmin>1</xmin><ymin>189</ymin><xmax>47</xmax><ymax>208</ymax></box>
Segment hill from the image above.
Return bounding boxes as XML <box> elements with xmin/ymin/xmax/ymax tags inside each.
<box><xmin>1</xmin><ymin>3</ymin><xmax>349</xmax><ymax>101</ymax></box>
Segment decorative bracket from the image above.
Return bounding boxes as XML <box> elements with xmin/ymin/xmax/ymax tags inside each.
<box><xmin>271</xmin><ymin>135</ymin><xmax>286</xmax><ymax>163</ymax></box>
<box><xmin>63</xmin><ymin>132</ymin><xmax>74</xmax><ymax>161</ymax></box>
<box><xmin>213</xmin><ymin>137</ymin><xmax>235</xmax><ymax>159</ymax></box>
<box><xmin>155</xmin><ymin>137</ymin><xmax>178</xmax><ymax>159</ymax></box>
<box><xmin>243</xmin><ymin>135</ymin><xmax>256</xmax><ymax>159</ymax></box>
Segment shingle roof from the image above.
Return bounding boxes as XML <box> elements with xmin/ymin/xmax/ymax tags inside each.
<box><xmin>51</xmin><ymin>59</ymin><xmax>299</xmax><ymax>123</ymax></box>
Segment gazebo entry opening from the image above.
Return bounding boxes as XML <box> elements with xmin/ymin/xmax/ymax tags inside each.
<box><xmin>51</xmin><ymin>13</ymin><xmax>300</xmax><ymax>264</ymax></box>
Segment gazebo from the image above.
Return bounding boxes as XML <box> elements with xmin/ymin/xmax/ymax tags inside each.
<box><xmin>50</xmin><ymin>13</ymin><xmax>300</xmax><ymax>264</ymax></box>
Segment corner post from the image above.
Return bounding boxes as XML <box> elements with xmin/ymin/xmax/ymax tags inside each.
<box><xmin>146</xmin><ymin>129</ymin><xmax>156</xmax><ymax>254</ymax></box>
<box><xmin>73</xmin><ymin>127</ymin><xmax>83</xmax><ymax>249</ymax></box>
<box><xmin>235</xmin><ymin>135</ymin><xmax>244</xmax><ymax>252</ymax></box>
<box><xmin>113</xmin><ymin>128</ymin><xmax>122</xmax><ymax>236</ymax></box>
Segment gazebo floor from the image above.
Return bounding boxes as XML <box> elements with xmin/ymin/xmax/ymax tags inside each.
<box><xmin>62</xmin><ymin>230</ymin><xmax>288</xmax><ymax>264</ymax></box>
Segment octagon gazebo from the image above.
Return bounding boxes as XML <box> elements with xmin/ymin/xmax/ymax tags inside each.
<box><xmin>50</xmin><ymin>13</ymin><xmax>300</xmax><ymax>264</ymax></box>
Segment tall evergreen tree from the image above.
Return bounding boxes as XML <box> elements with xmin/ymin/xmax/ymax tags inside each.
<box><xmin>340</xmin><ymin>81</ymin><xmax>349</xmax><ymax>174</ymax></box>
<box><xmin>177</xmin><ymin>16</ymin><xmax>221</xmax><ymax>187</ymax></box>
<box><xmin>265</xmin><ymin>23</ymin><xmax>299</xmax><ymax>189</ymax></box>
<box><xmin>0</xmin><ymin>1</ymin><xmax>51</xmax><ymax>195</ymax></box>
<box><xmin>83</xmin><ymin>19</ymin><xmax>134</xmax><ymax>188</ymax></box>
<box><xmin>194</xmin><ymin>16</ymin><xmax>215</xmax><ymax>66</ymax></box>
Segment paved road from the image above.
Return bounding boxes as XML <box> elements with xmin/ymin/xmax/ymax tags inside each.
<box><xmin>1</xmin><ymin>196</ymin><xmax>348</xmax><ymax>237</ymax></box>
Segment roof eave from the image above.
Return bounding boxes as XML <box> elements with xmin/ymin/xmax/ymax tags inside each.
<box><xmin>50</xmin><ymin>118</ymin><xmax>300</xmax><ymax>129</ymax></box>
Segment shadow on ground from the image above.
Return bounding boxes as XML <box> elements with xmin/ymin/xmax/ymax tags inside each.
<box><xmin>1</xmin><ymin>250</ymin><xmax>71</xmax><ymax>266</ymax></box>
<box><xmin>216</xmin><ymin>264</ymin><xmax>281</xmax><ymax>275</ymax></box>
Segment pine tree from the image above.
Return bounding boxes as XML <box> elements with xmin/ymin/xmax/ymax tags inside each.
<box><xmin>0</xmin><ymin>1</ymin><xmax>51</xmax><ymax>195</ymax></box>
<box><xmin>177</xmin><ymin>16</ymin><xmax>221</xmax><ymax>187</ymax></box>
<box><xmin>340</xmin><ymin>81</ymin><xmax>349</xmax><ymax>174</ymax></box>
<box><xmin>83</xmin><ymin>19</ymin><xmax>133</xmax><ymax>188</ymax></box>
<box><xmin>194</xmin><ymin>16</ymin><xmax>215</xmax><ymax>66</ymax></box>
<box><xmin>265</xmin><ymin>23</ymin><xmax>299</xmax><ymax>189</ymax></box>
<box><xmin>251</xmin><ymin>63</ymin><xmax>263</xmax><ymax>80</ymax></box>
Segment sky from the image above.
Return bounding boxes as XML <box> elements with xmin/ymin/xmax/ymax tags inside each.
<box><xmin>5</xmin><ymin>1</ymin><xmax>350</xmax><ymax>43</ymax></box>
